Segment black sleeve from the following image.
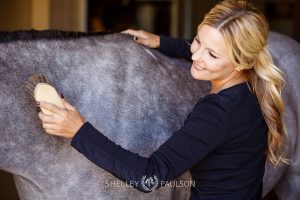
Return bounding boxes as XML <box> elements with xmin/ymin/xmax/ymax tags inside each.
<box><xmin>71</xmin><ymin>95</ymin><xmax>228</xmax><ymax>193</ymax></box>
<box><xmin>159</xmin><ymin>35</ymin><xmax>193</xmax><ymax>61</ymax></box>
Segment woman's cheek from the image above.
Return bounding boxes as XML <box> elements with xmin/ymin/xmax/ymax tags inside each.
<box><xmin>205</xmin><ymin>59</ymin><xmax>224</xmax><ymax>72</ymax></box>
<box><xmin>190</xmin><ymin>42</ymin><xmax>198</xmax><ymax>54</ymax></box>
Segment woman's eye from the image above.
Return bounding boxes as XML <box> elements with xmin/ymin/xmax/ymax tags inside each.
<box><xmin>194</xmin><ymin>36</ymin><xmax>200</xmax><ymax>44</ymax></box>
<box><xmin>209</xmin><ymin>52</ymin><xmax>217</xmax><ymax>59</ymax></box>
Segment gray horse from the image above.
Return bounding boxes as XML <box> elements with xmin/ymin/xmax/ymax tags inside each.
<box><xmin>0</xmin><ymin>31</ymin><xmax>299</xmax><ymax>200</ymax></box>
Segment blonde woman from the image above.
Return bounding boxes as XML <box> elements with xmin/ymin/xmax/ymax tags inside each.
<box><xmin>37</xmin><ymin>0</ymin><xmax>287</xmax><ymax>199</ymax></box>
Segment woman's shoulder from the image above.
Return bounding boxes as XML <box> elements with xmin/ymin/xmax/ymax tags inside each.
<box><xmin>192</xmin><ymin>93</ymin><xmax>229</xmax><ymax>119</ymax></box>
<box><xmin>202</xmin><ymin>82</ymin><xmax>250</xmax><ymax>102</ymax></box>
<box><xmin>196</xmin><ymin>82</ymin><xmax>251</xmax><ymax>113</ymax></box>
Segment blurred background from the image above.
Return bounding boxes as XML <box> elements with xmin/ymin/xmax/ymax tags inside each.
<box><xmin>0</xmin><ymin>0</ymin><xmax>299</xmax><ymax>41</ymax></box>
<box><xmin>0</xmin><ymin>0</ymin><xmax>299</xmax><ymax>199</ymax></box>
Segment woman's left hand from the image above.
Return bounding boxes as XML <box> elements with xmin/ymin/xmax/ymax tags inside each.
<box><xmin>37</xmin><ymin>99</ymin><xmax>85</xmax><ymax>138</ymax></box>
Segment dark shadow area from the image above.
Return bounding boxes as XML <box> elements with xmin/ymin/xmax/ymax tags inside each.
<box><xmin>88</xmin><ymin>0</ymin><xmax>171</xmax><ymax>35</ymax></box>
<box><xmin>87</xmin><ymin>0</ymin><xmax>300</xmax><ymax>42</ymax></box>
<box><xmin>264</xmin><ymin>189</ymin><xmax>279</xmax><ymax>200</ymax></box>
<box><xmin>264</xmin><ymin>1</ymin><xmax>299</xmax><ymax>42</ymax></box>
<box><xmin>0</xmin><ymin>170</ymin><xmax>19</xmax><ymax>200</ymax></box>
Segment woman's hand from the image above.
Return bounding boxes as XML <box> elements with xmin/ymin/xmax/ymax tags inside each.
<box><xmin>121</xmin><ymin>29</ymin><xmax>160</xmax><ymax>48</ymax></box>
<box><xmin>37</xmin><ymin>99</ymin><xmax>85</xmax><ymax>139</ymax></box>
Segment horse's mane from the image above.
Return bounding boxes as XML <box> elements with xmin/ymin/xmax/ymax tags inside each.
<box><xmin>0</xmin><ymin>30</ymin><xmax>112</xmax><ymax>43</ymax></box>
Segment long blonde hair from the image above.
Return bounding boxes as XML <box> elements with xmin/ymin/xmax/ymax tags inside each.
<box><xmin>200</xmin><ymin>0</ymin><xmax>288</xmax><ymax>165</ymax></box>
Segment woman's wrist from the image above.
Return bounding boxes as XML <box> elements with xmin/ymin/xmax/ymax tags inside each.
<box><xmin>155</xmin><ymin>35</ymin><xmax>160</xmax><ymax>48</ymax></box>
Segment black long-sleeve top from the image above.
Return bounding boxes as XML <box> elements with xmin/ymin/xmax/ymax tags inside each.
<box><xmin>71</xmin><ymin>36</ymin><xmax>268</xmax><ymax>200</ymax></box>
<box><xmin>159</xmin><ymin>35</ymin><xmax>193</xmax><ymax>60</ymax></box>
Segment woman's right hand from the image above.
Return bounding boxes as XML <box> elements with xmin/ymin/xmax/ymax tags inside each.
<box><xmin>121</xmin><ymin>29</ymin><xmax>160</xmax><ymax>48</ymax></box>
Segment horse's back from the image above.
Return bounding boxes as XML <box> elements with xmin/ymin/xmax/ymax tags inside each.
<box><xmin>0</xmin><ymin>31</ymin><xmax>205</xmax><ymax>199</ymax></box>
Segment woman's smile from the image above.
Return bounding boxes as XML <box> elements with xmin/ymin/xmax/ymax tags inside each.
<box><xmin>193</xmin><ymin>62</ymin><xmax>207</xmax><ymax>71</ymax></box>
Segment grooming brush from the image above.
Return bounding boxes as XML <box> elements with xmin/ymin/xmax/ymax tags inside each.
<box><xmin>26</xmin><ymin>74</ymin><xmax>65</xmax><ymax>115</ymax></box>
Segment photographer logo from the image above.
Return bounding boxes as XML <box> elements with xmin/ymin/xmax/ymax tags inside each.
<box><xmin>141</xmin><ymin>175</ymin><xmax>159</xmax><ymax>192</ymax></box>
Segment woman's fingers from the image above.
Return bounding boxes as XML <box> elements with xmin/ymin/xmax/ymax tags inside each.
<box><xmin>122</xmin><ymin>29</ymin><xmax>159</xmax><ymax>48</ymax></box>
<box><xmin>38</xmin><ymin>109</ymin><xmax>68</xmax><ymax>131</ymax></box>
<box><xmin>42</xmin><ymin>122</ymin><xmax>54</xmax><ymax>131</ymax></box>
<box><xmin>38</xmin><ymin>101</ymin><xmax>64</xmax><ymax>114</ymax></box>
<box><xmin>36</xmin><ymin>99</ymin><xmax>84</xmax><ymax>138</ymax></box>
<box><xmin>44</xmin><ymin>124</ymin><xmax>76</xmax><ymax>138</ymax></box>
<box><xmin>121</xmin><ymin>29</ymin><xmax>140</xmax><ymax>37</ymax></box>
<box><xmin>61</xmin><ymin>98</ymin><xmax>76</xmax><ymax>111</ymax></box>
<box><xmin>122</xmin><ymin>29</ymin><xmax>149</xmax><ymax>40</ymax></box>
<box><xmin>122</xmin><ymin>29</ymin><xmax>144</xmax><ymax>42</ymax></box>
<box><xmin>45</xmin><ymin>129</ymin><xmax>59</xmax><ymax>135</ymax></box>
<box><xmin>44</xmin><ymin>128</ymin><xmax>67</xmax><ymax>137</ymax></box>
<box><xmin>38</xmin><ymin>112</ymin><xmax>56</xmax><ymax>124</ymax></box>
<box><xmin>42</xmin><ymin>121</ymin><xmax>65</xmax><ymax>134</ymax></box>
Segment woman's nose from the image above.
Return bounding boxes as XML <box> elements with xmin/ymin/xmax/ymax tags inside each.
<box><xmin>191</xmin><ymin>48</ymin><xmax>204</xmax><ymax>61</ymax></box>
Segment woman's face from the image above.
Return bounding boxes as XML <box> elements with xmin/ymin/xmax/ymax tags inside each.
<box><xmin>190</xmin><ymin>25</ymin><xmax>237</xmax><ymax>82</ymax></box>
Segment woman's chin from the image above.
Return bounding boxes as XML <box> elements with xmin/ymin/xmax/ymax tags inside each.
<box><xmin>191</xmin><ymin>67</ymin><xmax>206</xmax><ymax>80</ymax></box>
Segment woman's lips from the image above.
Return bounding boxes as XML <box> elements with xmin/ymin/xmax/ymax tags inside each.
<box><xmin>193</xmin><ymin>62</ymin><xmax>207</xmax><ymax>71</ymax></box>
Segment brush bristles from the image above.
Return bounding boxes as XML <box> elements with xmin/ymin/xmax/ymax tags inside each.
<box><xmin>25</xmin><ymin>74</ymin><xmax>52</xmax><ymax>98</ymax></box>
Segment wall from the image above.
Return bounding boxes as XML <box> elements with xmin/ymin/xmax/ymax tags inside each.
<box><xmin>50</xmin><ymin>0</ymin><xmax>87</xmax><ymax>31</ymax></box>
<box><xmin>0</xmin><ymin>0</ymin><xmax>87</xmax><ymax>31</ymax></box>
<box><xmin>178</xmin><ymin>0</ymin><xmax>300</xmax><ymax>42</ymax></box>
<box><xmin>0</xmin><ymin>0</ymin><xmax>31</xmax><ymax>30</ymax></box>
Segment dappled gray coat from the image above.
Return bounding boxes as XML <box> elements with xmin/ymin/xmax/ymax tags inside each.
<box><xmin>0</xmin><ymin>31</ymin><xmax>299</xmax><ymax>199</ymax></box>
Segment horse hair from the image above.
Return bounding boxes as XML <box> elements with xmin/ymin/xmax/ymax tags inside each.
<box><xmin>0</xmin><ymin>30</ymin><xmax>113</xmax><ymax>43</ymax></box>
